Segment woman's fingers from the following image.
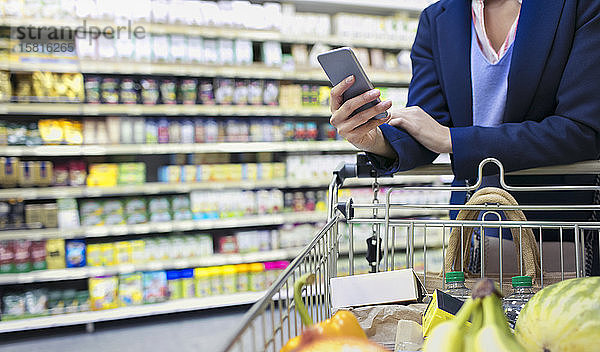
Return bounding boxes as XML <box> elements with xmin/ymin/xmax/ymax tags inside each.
<box><xmin>330</xmin><ymin>75</ymin><xmax>355</xmax><ymax>113</ymax></box>
<box><xmin>343</xmin><ymin>119</ymin><xmax>384</xmax><ymax>143</ymax></box>
<box><xmin>336</xmin><ymin>100</ymin><xmax>392</xmax><ymax>134</ymax></box>
<box><xmin>330</xmin><ymin>88</ymin><xmax>382</xmax><ymax>126</ymax></box>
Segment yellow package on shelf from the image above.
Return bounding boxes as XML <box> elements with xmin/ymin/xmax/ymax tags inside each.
<box><xmin>222</xmin><ymin>265</ymin><xmax>238</xmax><ymax>295</ymax></box>
<box><xmin>89</xmin><ymin>276</ymin><xmax>118</xmax><ymax>311</ymax></box>
<box><xmin>87</xmin><ymin>163</ymin><xmax>119</xmax><ymax>187</ymax></box>
<box><xmin>131</xmin><ymin>240</ymin><xmax>146</xmax><ymax>264</ymax></box>
<box><xmin>208</xmin><ymin>266</ymin><xmax>224</xmax><ymax>296</ymax></box>
<box><xmin>194</xmin><ymin>267</ymin><xmax>211</xmax><ymax>298</ymax></box>
<box><xmin>100</xmin><ymin>243</ymin><xmax>116</xmax><ymax>266</ymax></box>
<box><xmin>86</xmin><ymin>244</ymin><xmax>103</xmax><ymax>267</ymax></box>
<box><xmin>115</xmin><ymin>241</ymin><xmax>133</xmax><ymax>265</ymax></box>
<box><xmin>46</xmin><ymin>239</ymin><xmax>66</xmax><ymax>269</ymax></box>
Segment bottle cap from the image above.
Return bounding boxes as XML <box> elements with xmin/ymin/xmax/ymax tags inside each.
<box><xmin>445</xmin><ymin>271</ymin><xmax>465</xmax><ymax>283</ymax></box>
<box><xmin>512</xmin><ymin>276</ymin><xmax>532</xmax><ymax>287</ymax></box>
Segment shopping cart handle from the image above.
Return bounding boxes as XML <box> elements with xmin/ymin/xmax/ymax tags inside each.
<box><xmin>334</xmin><ymin>153</ymin><xmax>391</xmax><ymax>186</ymax></box>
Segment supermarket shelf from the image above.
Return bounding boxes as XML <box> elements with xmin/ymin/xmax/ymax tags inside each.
<box><xmin>0</xmin><ymin>249</ymin><xmax>302</xmax><ymax>285</ymax></box>
<box><xmin>0</xmin><ymin>102</ymin><xmax>332</xmax><ymax>117</ymax></box>
<box><xmin>0</xmin><ymin>211</ymin><xmax>326</xmax><ymax>241</ymax></box>
<box><xmin>0</xmin><ymin>141</ymin><xmax>356</xmax><ymax>156</ymax></box>
<box><xmin>0</xmin><ymin>17</ymin><xmax>414</xmax><ymax>50</ymax></box>
<box><xmin>0</xmin><ymin>237</ymin><xmax>447</xmax><ymax>285</ymax></box>
<box><xmin>0</xmin><ymin>59</ymin><xmax>411</xmax><ymax>85</ymax></box>
<box><xmin>0</xmin><ymin>292</ymin><xmax>266</xmax><ymax>334</ymax></box>
<box><xmin>0</xmin><ymin>176</ymin><xmax>444</xmax><ymax>200</ymax></box>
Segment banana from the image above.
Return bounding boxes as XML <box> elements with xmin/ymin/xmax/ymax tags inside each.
<box><xmin>463</xmin><ymin>298</ymin><xmax>483</xmax><ymax>348</ymax></box>
<box><xmin>473</xmin><ymin>295</ymin><xmax>526</xmax><ymax>352</ymax></box>
<box><xmin>423</xmin><ymin>298</ymin><xmax>476</xmax><ymax>352</ymax></box>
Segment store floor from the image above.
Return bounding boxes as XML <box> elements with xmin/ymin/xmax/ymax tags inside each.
<box><xmin>0</xmin><ymin>306</ymin><xmax>249</xmax><ymax>352</ymax></box>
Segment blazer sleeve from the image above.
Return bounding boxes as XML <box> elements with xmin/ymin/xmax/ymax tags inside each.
<box><xmin>367</xmin><ymin>8</ymin><xmax>453</xmax><ymax>175</ymax></box>
<box><xmin>450</xmin><ymin>3</ymin><xmax>600</xmax><ymax>180</ymax></box>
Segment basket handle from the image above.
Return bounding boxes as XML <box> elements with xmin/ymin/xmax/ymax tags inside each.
<box><xmin>443</xmin><ymin>187</ymin><xmax>541</xmax><ymax>280</ymax></box>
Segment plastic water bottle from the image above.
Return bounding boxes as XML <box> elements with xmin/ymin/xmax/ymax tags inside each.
<box><xmin>503</xmin><ymin>276</ymin><xmax>535</xmax><ymax>329</ymax></box>
<box><xmin>444</xmin><ymin>271</ymin><xmax>471</xmax><ymax>301</ymax></box>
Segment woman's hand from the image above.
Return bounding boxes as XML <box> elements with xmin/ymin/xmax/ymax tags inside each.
<box><xmin>329</xmin><ymin>76</ymin><xmax>395</xmax><ymax>158</ymax></box>
<box><xmin>388</xmin><ymin>106</ymin><xmax>452</xmax><ymax>154</ymax></box>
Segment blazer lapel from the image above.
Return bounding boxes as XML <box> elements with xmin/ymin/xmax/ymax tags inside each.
<box><xmin>504</xmin><ymin>0</ymin><xmax>566</xmax><ymax>123</ymax></box>
<box><xmin>436</xmin><ymin>0</ymin><xmax>472</xmax><ymax>127</ymax></box>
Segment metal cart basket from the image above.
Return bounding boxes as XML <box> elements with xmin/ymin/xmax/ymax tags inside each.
<box><xmin>221</xmin><ymin>155</ymin><xmax>600</xmax><ymax>352</ymax></box>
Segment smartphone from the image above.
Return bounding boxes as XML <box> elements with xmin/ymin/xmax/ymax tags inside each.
<box><xmin>317</xmin><ymin>47</ymin><xmax>388</xmax><ymax>120</ymax></box>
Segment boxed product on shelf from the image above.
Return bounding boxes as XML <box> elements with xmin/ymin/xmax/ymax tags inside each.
<box><xmin>264</xmin><ymin>261</ymin><xmax>289</xmax><ymax>288</ymax></box>
<box><xmin>277</xmin><ymin>223</ymin><xmax>323</xmax><ymax>249</ymax></box>
<box><xmin>46</xmin><ymin>239</ymin><xmax>66</xmax><ymax>270</ymax></box>
<box><xmin>86</xmin><ymin>163</ymin><xmax>118</xmax><ymax>187</ymax></box>
<box><xmin>89</xmin><ymin>276</ymin><xmax>118</xmax><ymax>310</ymax></box>
<box><xmin>208</xmin><ymin>266</ymin><xmax>223</xmax><ymax>295</ymax></box>
<box><xmin>235</xmin><ymin>264</ymin><xmax>250</xmax><ymax>292</ymax></box>
<box><xmin>248</xmin><ymin>263</ymin><xmax>266</xmax><ymax>292</ymax></box>
<box><xmin>148</xmin><ymin>196</ymin><xmax>173</xmax><ymax>222</ymax></box>
<box><xmin>57</xmin><ymin>198</ymin><xmax>81</xmax><ymax>229</ymax></box>
<box><xmin>38</xmin><ymin>119</ymin><xmax>83</xmax><ymax>145</ymax></box>
<box><xmin>104</xmin><ymin>199</ymin><xmax>125</xmax><ymax>225</ymax></box>
<box><xmin>30</xmin><ymin>240</ymin><xmax>47</xmax><ymax>271</ymax></box>
<box><xmin>80</xmin><ymin>199</ymin><xmax>104</xmax><ymax>226</ymax></box>
<box><xmin>86</xmin><ymin>243</ymin><xmax>102</xmax><ymax>267</ymax></box>
<box><xmin>0</xmin><ymin>240</ymin><xmax>15</xmax><ymax>274</ymax></box>
<box><xmin>194</xmin><ymin>267</ymin><xmax>211</xmax><ymax>297</ymax></box>
<box><xmin>65</xmin><ymin>239</ymin><xmax>86</xmax><ymax>268</ymax></box>
<box><xmin>281</xmin><ymin>7</ymin><xmax>330</xmax><ymax>38</ymax></box>
<box><xmin>124</xmin><ymin>198</ymin><xmax>148</xmax><ymax>225</ymax></box>
<box><xmin>118</xmin><ymin>272</ymin><xmax>144</xmax><ymax>306</ymax></box>
<box><xmin>48</xmin><ymin>290</ymin><xmax>90</xmax><ymax>315</ymax></box>
<box><xmin>12</xmin><ymin>72</ymin><xmax>84</xmax><ymax>103</ymax></box>
<box><xmin>13</xmin><ymin>239</ymin><xmax>32</xmax><ymax>273</ymax></box>
<box><xmin>180</xmin><ymin>268</ymin><xmax>195</xmax><ymax>298</ymax></box>
<box><xmin>100</xmin><ymin>243</ymin><xmax>116</xmax><ymax>266</ymax></box>
<box><xmin>221</xmin><ymin>265</ymin><xmax>237</xmax><ymax>295</ymax></box>
<box><xmin>143</xmin><ymin>271</ymin><xmax>168</xmax><ymax>304</ymax></box>
<box><xmin>115</xmin><ymin>241</ymin><xmax>133</xmax><ymax>265</ymax></box>
<box><xmin>285</xmin><ymin>154</ymin><xmax>356</xmax><ymax>180</ymax></box>
<box><xmin>166</xmin><ymin>270</ymin><xmax>182</xmax><ymax>300</ymax></box>
<box><xmin>117</xmin><ymin>163</ymin><xmax>146</xmax><ymax>185</ymax></box>
<box><xmin>171</xmin><ymin>195</ymin><xmax>192</xmax><ymax>221</ymax></box>
<box><xmin>218</xmin><ymin>236</ymin><xmax>238</xmax><ymax>254</ymax></box>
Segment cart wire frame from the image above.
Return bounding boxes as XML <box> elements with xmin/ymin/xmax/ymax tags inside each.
<box><xmin>221</xmin><ymin>157</ymin><xmax>600</xmax><ymax>352</ymax></box>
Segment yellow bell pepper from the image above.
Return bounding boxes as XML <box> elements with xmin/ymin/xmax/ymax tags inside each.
<box><xmin>280</xmin><ymin>273</ymin><xmax>367</xmax><ymax>352</ymax></box>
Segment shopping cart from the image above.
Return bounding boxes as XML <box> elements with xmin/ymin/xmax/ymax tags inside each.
<box><xmin>220</xmin><ymin>155</ymin><xmax>600</xmax><ymax>352</ymax></box>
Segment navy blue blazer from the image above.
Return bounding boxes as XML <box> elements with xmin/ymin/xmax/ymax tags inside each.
<box><xmin>372</xmin><ymin>0</ymin><xmax>600</xmax><ymax>179</ymax></box>
<box><xmin>368</xmin><ymin>0</ymin><xmax>600</xmax><ymax>249</ymax></box>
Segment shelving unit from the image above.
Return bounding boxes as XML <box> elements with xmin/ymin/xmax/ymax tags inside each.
<box><xmin>0</xmin><ymin>236</ymin><xmax>446</xmax><ymax>285</ymax></box>
<box><xmin>0</xmin><ymin>60</ymin><xmax>411</xmax><ymax>85</ymax></box>
<box><xmin>0</xmin><ymin>103</ymin><xmax>334</xmax><ymax>116</ymax></box>
<box><xmin>0</xmin><ymin>141</ymin><xmax>355</xmax><ymax>156</ymax></box>
<box><xmin>0</xmin><ymin>17</ymin><xmax>415</xmax><ymax>50</ymax></box>
<box><xmin>0</xmin><ymin>175</ymin><xmax>442</xmax><ymax>200</ymax></box>
<box><xmin>0</xmin><ymin>249</ymin><xmax>301</xmax><ymax>285</ymax></box>
<box><xmin>0</xmin><ymin>211</ymin><xmax>327</xmax><ymax>241</ymax></box>
<box><xmin>0</xmin><ymin>292</ymin><xmax>268</xmax><ymax>333</ymax></box>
